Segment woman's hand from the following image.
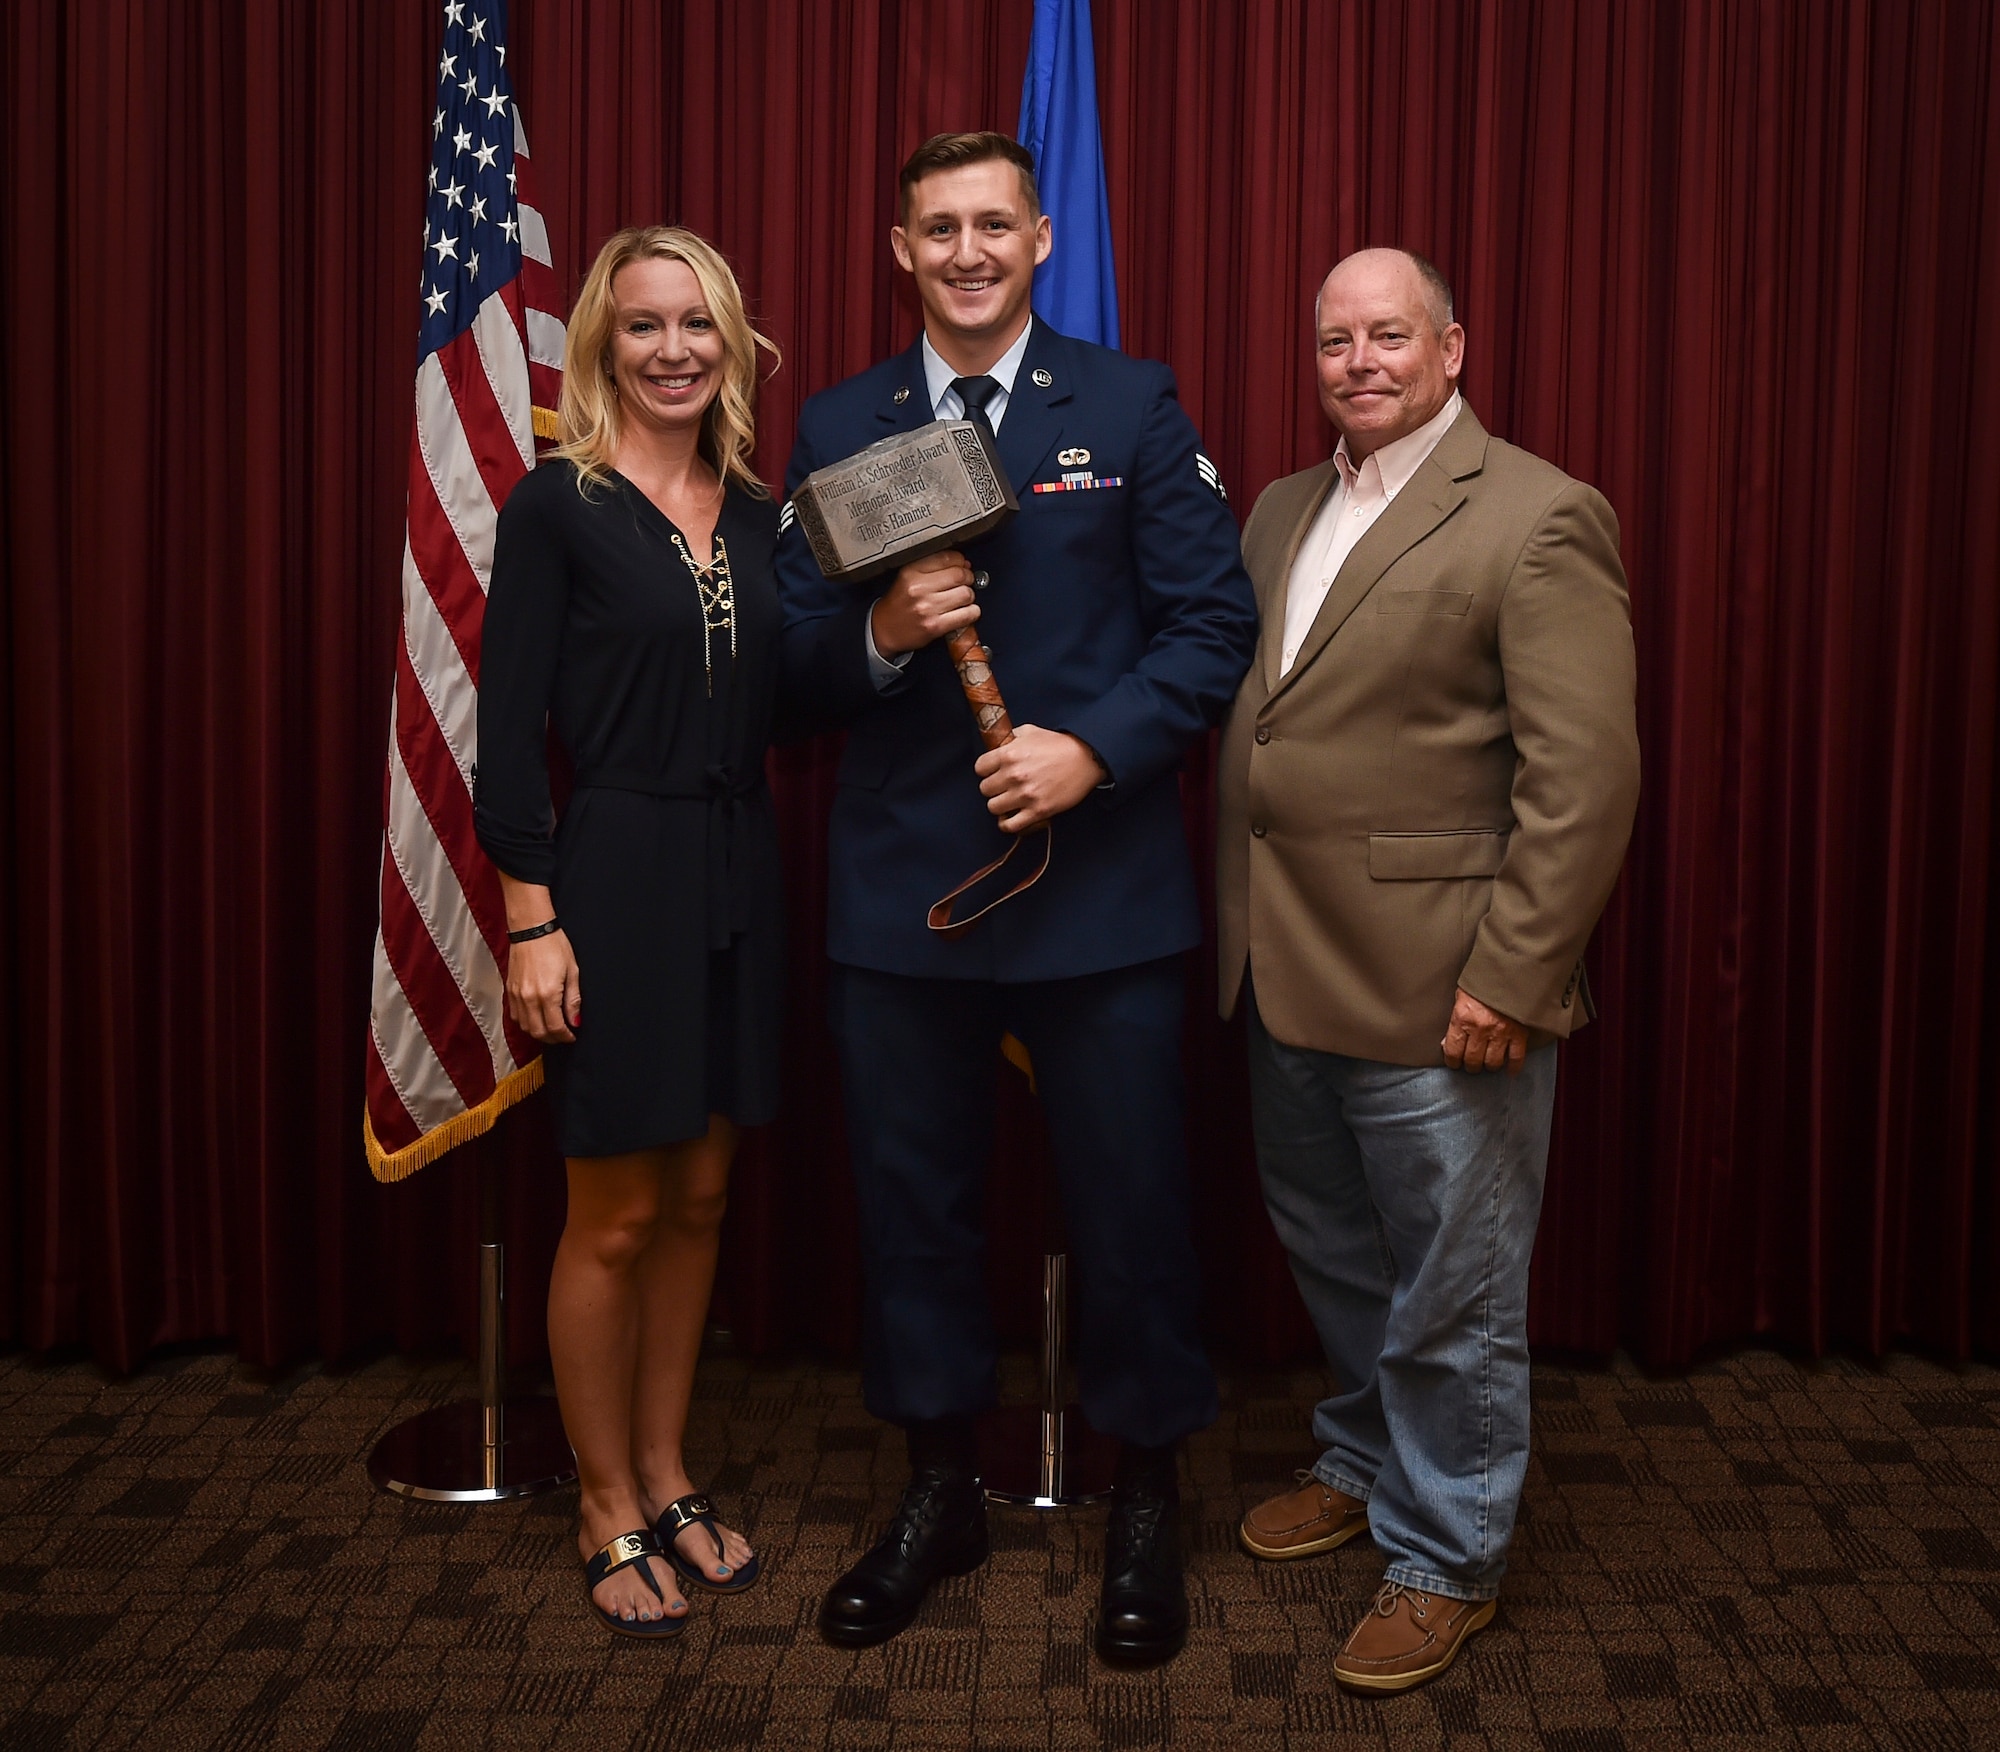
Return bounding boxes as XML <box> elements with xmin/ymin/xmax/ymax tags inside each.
<box><xmin>497</xmin><ymin>875</ymin><xmax>579</xmax><ymax>1044</ymax></box>
<box><xmin>507</xmin><ymin>931</ymin><xmax>581</xmax><ymax>1044</ymax></box>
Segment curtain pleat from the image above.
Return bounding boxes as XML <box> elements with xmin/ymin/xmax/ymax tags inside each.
<box><xmin>2</xmin><ymin>0</ymin><xmax>1994</xmax><ymax>1374</ymax></box>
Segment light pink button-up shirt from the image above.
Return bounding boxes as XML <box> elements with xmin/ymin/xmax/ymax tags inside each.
<box><xmin>1279</xmin><ymin>391</ymin><xmax>1463</xmax><ymax>676</ymax></box>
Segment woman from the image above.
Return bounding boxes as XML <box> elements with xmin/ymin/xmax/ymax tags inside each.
<box><xmin>475</xmin><ymin>227</ymin><xmax>784</xmax><ymax>1637</ymax></box>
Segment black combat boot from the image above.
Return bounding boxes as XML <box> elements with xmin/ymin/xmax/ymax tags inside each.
<box><xmin>818</xmin><ymin>1415</ymin><xmax>989</xmax><ymax>1647</ymax></box>
<box><xmin>1095</xmin><ymin>1440</ymin><xmax>1188</xmax><ymax>1665</ymax></box>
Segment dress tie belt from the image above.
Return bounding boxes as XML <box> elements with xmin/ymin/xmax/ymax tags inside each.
<box><xmin>574</xmin><ymin>766</ymin><xmax>764</xmax><ymax>950</ymax></box>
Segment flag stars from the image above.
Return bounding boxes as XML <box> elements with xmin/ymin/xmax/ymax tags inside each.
<box><xmin>413</xmin><ymin>13</ymin><xmax>532</xmax><ymax>523</ymax></box>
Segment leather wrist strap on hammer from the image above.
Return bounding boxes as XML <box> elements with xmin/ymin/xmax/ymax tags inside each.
<box><xmin>926</xmin><ymin>618</ymin><xmax>1053</xmax><ymax>936</ymax></box>
<box><xmin>926</xmin><ymin>823</ymin><xmax>1053</xmax><ymax>936</ymax></box>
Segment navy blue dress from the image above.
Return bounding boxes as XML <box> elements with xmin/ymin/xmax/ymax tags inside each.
<box><xmin>476</xmin><ymin>461</ymin><xmax>784</xmax><ymax>1157</ymax></box>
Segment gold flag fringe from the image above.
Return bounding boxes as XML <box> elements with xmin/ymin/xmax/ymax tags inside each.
<box><xmin>531</xmin><ymin>405</ymin><xmax>561</xmax><ymax>440</ymax></box>
<box><xmin>364</xmin><ymin>1057</ymin><xmax>545</xmax><ymax>1184</ymax></box>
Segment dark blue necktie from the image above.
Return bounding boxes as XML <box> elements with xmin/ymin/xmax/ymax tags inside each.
<box><xmin>949</xmin><ymin>373</ymin><xmax>1002</xmax><ymax>435</ymax></box>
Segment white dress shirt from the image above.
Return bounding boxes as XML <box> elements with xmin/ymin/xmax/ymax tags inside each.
<box><xmin>921</xmin><ymin>318</ymin><xmax>1033</xmax><ymax>431</ymax></box>
<box><xmin>866</xmin><ymin>321</ymin><xmax>1038</xmax><ymax>686</ymax></box>
<box><xmin>1279</xmin><ymin>390</ymin><xmax>1463</xmax><ymax>676</ymax></box>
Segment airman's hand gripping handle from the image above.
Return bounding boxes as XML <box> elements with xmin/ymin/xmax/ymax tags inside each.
<box><xmin>926</xmin><ymin>570</ymin><xmax>1051</xmax><ymax>934</ymax></box>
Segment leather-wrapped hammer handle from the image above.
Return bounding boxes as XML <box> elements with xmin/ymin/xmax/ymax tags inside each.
<box><xmin>926</xmin><ymin>601</ymin><xmax>1051</xmax><ymax>935</ymax></box>
<box><xmin>944</xmin><ymin>624</ymin><xmax>1015</xmax><ymax>749</ymax></box>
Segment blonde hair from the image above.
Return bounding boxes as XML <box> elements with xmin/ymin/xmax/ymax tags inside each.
<box><xmin>552</xmin><ymin>226</ymin><xmax>779</xmax><ymax>497</ymax></box>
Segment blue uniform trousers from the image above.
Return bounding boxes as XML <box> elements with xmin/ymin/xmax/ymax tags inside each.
<box><xmin>829</xmin><ymin>956</ymin><xmax>1219</xmax><ymax>1449</ymax></box>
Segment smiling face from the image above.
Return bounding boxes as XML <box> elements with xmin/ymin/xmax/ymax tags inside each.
<box><xmin>1314</xmin><ymin>249</ymin><xmax>1465</xmax><ymax>459</ymax></box>
<box><xmin>604</xmin><ymin>256</ymin><xmax>725</xmax><ymax>439</ymax></box>
<box><xmin>891</xmin><ymin>158</ymin><xmax>1052</xmax><ymax>371</ymax></box>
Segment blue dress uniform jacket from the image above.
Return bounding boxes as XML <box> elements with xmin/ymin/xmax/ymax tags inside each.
<box><xmin>776</xmin><ymin>321</ymin><xmax>1258</xmax><ymax>982</ymax></box>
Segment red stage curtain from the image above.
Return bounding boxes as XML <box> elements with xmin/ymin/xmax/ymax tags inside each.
<box><xmin>3</xmin><ymin>1</ymin><xmax>1996</xmax><ymax>1374</ymax></box>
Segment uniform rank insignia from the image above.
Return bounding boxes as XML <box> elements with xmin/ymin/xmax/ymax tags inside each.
<box><xmin>1032</xmin><ymin>469</ymin><xmax>1125</xmax><ymax>494</ymax></box>
<box><xmin>1195</xmin><ymin>452</ymin><xmax>1227</xmax><ymax>500</ymax></box>
<box><xmin>777</xmin><ymin>499</ymin><xmax>796</xmax><ymax>534</ymax></box>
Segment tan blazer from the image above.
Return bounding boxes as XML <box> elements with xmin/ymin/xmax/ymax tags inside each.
<box><xmin>1217</xmin><ymin>402</ymin><xmax>1640</xmax><ymax>1064</ymax></box>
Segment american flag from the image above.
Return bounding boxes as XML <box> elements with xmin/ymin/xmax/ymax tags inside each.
<box><xmin>364</xmin><ymin>0</ymin><xmax>565</xmax><ymax>1181</ymax></box>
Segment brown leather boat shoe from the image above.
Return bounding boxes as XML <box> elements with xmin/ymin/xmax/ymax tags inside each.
<box><xmin>1332</xmin><ymin>1580</ymin><xmax>1497</xmax><ymax>1693</ymax></box>
<box><xmin>1238</xmin><ymin>1471</ymin><xmax>1370</xmax><ymax>1561</ymax></box>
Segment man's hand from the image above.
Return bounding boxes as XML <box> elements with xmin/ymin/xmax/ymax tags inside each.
<box><xmin>1441</xmin><ymin>987</ymin><xmax>1527</xmax><ymax>1074</ymax></box>
<box><xmin>870</xmin><ymin>549</ymin><xmax>979</xmax><ymax>657</ymax></box>
<box><xmin>975</xmin><ymin>726</ymin><xmax>1105</xmax><ymax>833</ymax></box>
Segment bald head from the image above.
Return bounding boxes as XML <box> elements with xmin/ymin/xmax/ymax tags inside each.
<box><xmin>1312</xmin><ymin>248</ymin><xmax>1466</xmax><ymax>459</ymax></box>
<box><xmin>1316</xmin><ymin>248</ymin><xmax>1453</xmax><ymax>332</ymax></box>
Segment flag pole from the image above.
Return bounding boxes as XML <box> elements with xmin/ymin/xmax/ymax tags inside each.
<box><xmin>978</xmin><ymin>0</ymin><xmax>1122</xmax><ymax>1512</ymax></box>
<box><xmin>979</xmin><ymin>1206</ymin><xmax>1118</xmax><ymax>1509</ymax></box>
<box><xmin>367</xmin><ymin>1148</ymin><xmax>576</xmax><ymax>1502</ymax></box>
<box><xmin>363</xmin><ymin>3</ymin><xmax>575</xmax><ymax>1502</ymax></box>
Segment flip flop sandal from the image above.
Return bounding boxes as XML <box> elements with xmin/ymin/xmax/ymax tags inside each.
<box><xmin>657</xmin><ymin>1493</ymin><xmax>762</xmax><ymax>1594</ymax></box>
<box><xmin>582</xmin><ymin>1529</ymin><xmax>688</xmax><ymax>1638</ymax></box>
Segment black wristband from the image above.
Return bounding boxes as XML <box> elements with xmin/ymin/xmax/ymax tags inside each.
<box><xmin>507</xmin><ymin>918</ymin><xmax>561</xmax><ymax>944</ymax></box>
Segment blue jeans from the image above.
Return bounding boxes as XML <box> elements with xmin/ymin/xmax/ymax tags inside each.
<box><xmin>1246</xmin><ymin>987</ymin><xmax>1556</xmax><ymax>1601</ymax></box>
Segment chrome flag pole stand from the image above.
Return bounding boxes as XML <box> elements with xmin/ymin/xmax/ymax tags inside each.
<box><xmin>979</xmin><ymin>1222</ymin><xmax>1116</xmax><ymax>1509</ymax></box>
<box><xmin>367</xmin><ymin>1158</ymin><xmax>576</xmax><ymax>1502</ymax></box>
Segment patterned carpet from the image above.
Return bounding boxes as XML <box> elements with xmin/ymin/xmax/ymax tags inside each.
<box><xmin>1</xmin><ymin>1344</ymin><xmax>1998</xmax><ymax>1749</ymax></box>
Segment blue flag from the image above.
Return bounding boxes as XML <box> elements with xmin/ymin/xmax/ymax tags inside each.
<box><xmin>1017</xmin><ymin>0</ymin><xmax>1120</xmax><ymax>349</ymax></box>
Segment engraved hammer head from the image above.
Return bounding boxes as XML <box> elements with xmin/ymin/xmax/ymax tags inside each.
<box><xmin>790</xmin><ymin>418</ymin><xmax>1019</xmax><ymax>583</ymax></box>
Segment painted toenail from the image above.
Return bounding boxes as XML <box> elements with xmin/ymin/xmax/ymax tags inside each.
<box><xmin>717</xmin><ymin>1565</ymin><xmax>732</xmax><ymax>1575</ymax></box>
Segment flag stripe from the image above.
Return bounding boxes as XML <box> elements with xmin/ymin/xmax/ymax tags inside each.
<box><xmin>394</xmin><ymin>641</ymin><xmax>506</xmax><ymax>960</ymax></box>
<box><xmin>364</xmin><ymin>1030</ymin><xmax>424</xmax><ymax>1154</ymax></box>
<box><xmin>376</xmin><ymin>856</ymin><xmax>495</xmax><ymax>1111</ymax></box>
<box><xmin>432</xmin><ymin>328</ymin><xmax>527</xmax><ymax>519</ymax></box>
<box><xmin>413</xmin><ymin>354</ymin><xmax>501</xmax><ymax>583</ymax></box>
<box><xmin>472</xmin><ymin>291</ymin><xmax>536</xmax><ymax>469</ymax></box>
<box><xmin>520</xmin><ymin>203</ymin><xmax>553</xmax><ymax>268</ymax></box>
<box><xmin>404</xmin><ymin>470</ymin><xmax>486</xmax><ymax>690</ymax></box>
<box><xmin>399</xmin><ymin>543</ymin><xmax>478</xmax><ymax>788</ymax></box>
<box><xmin>527</xmin><ymin>307</ymin><xmax>565</xmax><ymax>370</ymax></box>
<box><xmin>385</xmin><ymin>725</ymin><xmax>511</xmax><ymax>1081</ymax></box>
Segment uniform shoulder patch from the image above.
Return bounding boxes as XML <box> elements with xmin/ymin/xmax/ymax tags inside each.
<box><xmin>1195</xmin><ymin>452</ymin><xmax>1227</xmax><ymax>501</ymax></box>
<box><xmin>777</xmin><ymin>499</ymin><xmax>796</xmax><ymax>535</ymax></box>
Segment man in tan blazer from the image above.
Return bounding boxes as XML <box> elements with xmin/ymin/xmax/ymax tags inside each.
<box><xmin>1219</xmin><ymin>249</ymin><xmax>1639</xmax><ymax>1694</ymax></box>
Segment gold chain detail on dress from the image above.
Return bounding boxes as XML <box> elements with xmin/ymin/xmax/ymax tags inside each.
<box><xmin>672</xmin><ymin>531</ymin><xmax>736</xmax><ymax>695</ymax></box>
